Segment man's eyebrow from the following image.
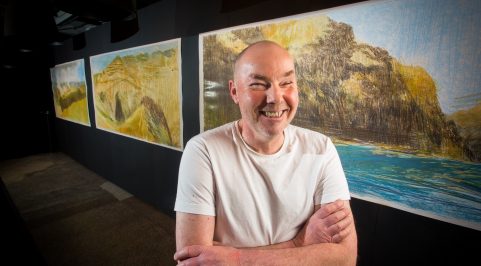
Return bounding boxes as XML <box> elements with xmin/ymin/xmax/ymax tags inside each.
<box><xmin>248</xmin><ymin>70</ymin><xmax>295</xmax><ymax>81</ymax></box>
<box><xmin>283</xmin><ymin>70</ymin><xmax>295</xmax><ymax>77</ymax></box>
<box><xmin>249</xmin><ymin>74</ymin><xmax>269</xmax><ymax>81</ymax></box>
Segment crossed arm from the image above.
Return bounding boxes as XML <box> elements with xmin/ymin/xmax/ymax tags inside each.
<box><xmin>174</xmin><ymin>200</ymin><xmax>357</xmax><ymax>266</ymax></box>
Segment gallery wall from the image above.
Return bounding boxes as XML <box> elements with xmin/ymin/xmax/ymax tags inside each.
<box><xmin>51</xmin><ymin>0</ymin><xmax>480</xmax><ymax>265</ymax></box>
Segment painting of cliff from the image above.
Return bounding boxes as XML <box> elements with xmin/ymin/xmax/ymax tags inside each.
<box><xmin>90</xmin><ymin>39</ymin><xmax>183</xmax><ymax>150</ymax></box>
<box><xmin>50</xmin><ymin>59</ymin><xmax>90</xmax><ymax>126</ymax></box>
<box><xmin>200</xmin><ymin>0</ymin><xmax>481</xmax><ymax>230</ymax></box>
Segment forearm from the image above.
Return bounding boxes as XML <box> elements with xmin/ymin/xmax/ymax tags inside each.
<box><xmin>176</xmin><ymin>212</ymin><xmax>215</xmax><ymax>250</ymax></box>
<box><xmin>238</xmin><ymin>242</ymin><xmax>357</xmax><ymax>266</ymax></box>
<box><xmin>238</xmin><ymin>239</ymin><xmax>295</xmax><ymax>250</ymax></box>
<box><xmin>239</xmin><ymin>222</ymin><xmax>357</xmax><ymax>266</ymax></box>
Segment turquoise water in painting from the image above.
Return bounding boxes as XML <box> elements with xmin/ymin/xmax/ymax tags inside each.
<box><xmin>336</xmin><ymin>144</ymin><xmax>481</xmax><ymax>230</ymax></box>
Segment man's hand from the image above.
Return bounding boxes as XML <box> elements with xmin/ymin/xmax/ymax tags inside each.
<box><xmin>174</xmin><ymin>245</ymin><xmax>241</xmax><ymax>266</ymax></box>
<box><xmin>293</xmin><ymin>200</ymin><xmax>353</xmax><ymax>247</ymax></box>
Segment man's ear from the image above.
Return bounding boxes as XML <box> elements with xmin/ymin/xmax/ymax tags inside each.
<box><xmin>229</xmin><ymin>80</ymin><xmax>239</xmax><ymax>104</ymax></box>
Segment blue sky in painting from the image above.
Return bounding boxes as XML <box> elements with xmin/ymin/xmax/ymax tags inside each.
<box><xmin>52</xmin><ymin>59</ymin><xmax>86</xmax><ymax>85</ymax></box>
<box><xmin>90</xmin><ymin>41</ymin><xmax>178</xmax><ymax>74</ymax></box>
<box><xmin>76</xmin><ymin>60</ymin><xmax>86</xmax><ymax>81</ymax></box>
<box><xmin>327</xmin><ymin>0</ymin><xmax>481</xmax><ymax>115</ymax></box>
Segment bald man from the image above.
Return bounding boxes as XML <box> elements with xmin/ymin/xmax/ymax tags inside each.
<box><xmin>174</xmin><ymin>41</ymin><xmax>357</xmax><ymax>265</ymax></box>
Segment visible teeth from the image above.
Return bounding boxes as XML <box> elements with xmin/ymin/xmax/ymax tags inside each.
<box><xmin>264</xmin><ymin>111</ymin><xmax>283</xmax><ymax>118</ymax></box>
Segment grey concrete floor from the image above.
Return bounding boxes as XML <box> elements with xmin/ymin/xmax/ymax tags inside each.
<box><xmin>0</xmin><ymin>153</ymin><xmax>176</xmax><ymax>266</ymax></box>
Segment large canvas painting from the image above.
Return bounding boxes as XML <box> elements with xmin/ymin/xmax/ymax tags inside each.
<box><xmin>90</xmin><ymin>39</ymin><xmax>183</xmax><ymax>150</ymax></box>
<box><xmin>200</xmin><ymin>0</ymin><xmax>481</xmax><ymax>230</ymax></box>
<box><xmin>50</xmin><ymin>59</ymin><xmax>91</xmax><ymax>126</ymax></box>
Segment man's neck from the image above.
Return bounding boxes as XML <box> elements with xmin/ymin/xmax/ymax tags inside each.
<box><xmin>237</xmin><ymin>120</ymin><xmax>285</xmax><ymax>155</ymax></box>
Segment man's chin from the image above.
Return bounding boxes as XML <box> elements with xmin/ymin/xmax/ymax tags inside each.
<box><xmin>259</xmin><ymin>123</ymin><xmax>287</xmax><ymax>137</ymax></box>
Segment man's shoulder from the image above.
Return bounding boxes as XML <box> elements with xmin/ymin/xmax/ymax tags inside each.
<box><xmin>188</xmin><ymin>122</ymin><xmax>235</xmax><ymax>146</ymax></box>
<box><xmin>286</xmin><ymin>124</ymin><xmax>333</xmax><ymax>154</ymax></box>
<box><xmin>287</xmin><ymin>124</ymin><xmax>330</xmax><ymax>141</ymax></box>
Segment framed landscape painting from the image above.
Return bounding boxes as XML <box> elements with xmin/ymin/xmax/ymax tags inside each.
<box><xmin>199</xmin><ymin>0</ymin><xmax>481</xmax><ymax>230</ymax></box>
<box><xmin>50</xmin><ymin>59</ymin><xmax>91</xmax><ymax>126</ymax></box>
<box><xmin>90</xmin><ymin>39</ymin><xmax>183</xmax><ymax>150</ymax></box>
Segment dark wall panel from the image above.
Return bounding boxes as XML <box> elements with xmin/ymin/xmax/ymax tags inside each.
<box><xmin>351</xmin><ymin>197</ymin><xmax>479</xmax><ymax>265</ymax></box>
<box><xmin>181</xmin><ymin>36</ymin><xmax>200</xmax><ymax>142</ymax></box>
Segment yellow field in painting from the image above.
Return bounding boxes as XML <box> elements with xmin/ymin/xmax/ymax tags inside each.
<box><xmin>53</xmin><ymin>84</ymin><xmax>90</xmax><ymax>125</ymax></box>
<box><xmin>58</xmin><ymin>98</ymin><xmax>90</xmax><ymax>125</ymax></box>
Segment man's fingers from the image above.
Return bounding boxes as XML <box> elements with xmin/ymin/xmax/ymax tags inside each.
<box><xmin>328</xmin><ymin>214</ymin><xmax>351</xmax><ymax>233</ymax></box>
<box><xmin>331</xmin><ymin>225</ymin><xmax>352</xmax><ymax>243</ymax></box>
<box><xmin>317</xmin><ymin>200</ymin><xmax>345</xmax><ymax>219</ymax></box>
<box><xmin>327</xmin><ymin>214</ymin><xmax>353</xmax><ymax>243</ymax></box>
<box><xmin>327</xmin><ymin>211</ymin><xmax>354</xmax><ymax>231</ymax></box>
<box><xmin>324</xmin><ymin>208</ymin><xmax>349</xmax><ymax>227</ymax></box>
<box><xmin>174</xmin><ymin>245</ymin><xmax>203</xmax><ymax>261</ymax></box>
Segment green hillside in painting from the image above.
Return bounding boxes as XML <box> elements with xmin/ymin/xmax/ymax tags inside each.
<box><xmin>448</xmin><ymin>103</ymin><xmax>481</xmax><ymax>161</ymax></box>
<box><xmin>203</xmin><ymin>16</ymin><xmax>479</xmax><ymax>162</ymax></box>
<box><xmin>92</xmin><ymin>48</ymin><xmax>181</xmax><ymax>148</ymax></box>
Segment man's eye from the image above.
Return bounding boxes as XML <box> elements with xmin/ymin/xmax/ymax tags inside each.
<box><xmin>281</xmin><ymin>81</ymin><xmax>293</xmax><ymax>87</ymax></box>
<box><xmin>249</xmin><ymin>83</ymin><xmax>268</xmax><ymax>89</ymax></box>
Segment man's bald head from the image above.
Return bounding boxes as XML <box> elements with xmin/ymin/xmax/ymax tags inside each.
<box><xmin>233</xmin><ymin>40</ymin><xmax>293</xmax><ymax>81</ymax></box>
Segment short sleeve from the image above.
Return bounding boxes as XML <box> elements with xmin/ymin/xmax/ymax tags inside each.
<box><xmin>314</xmin><ymin>138</ymin><xmax>351</xmax><ymax>204</ymax></box>
<box><xmin>174</xmin><ymin>137</ymin><xmax>216</xmax><ymax>216</ymax></box>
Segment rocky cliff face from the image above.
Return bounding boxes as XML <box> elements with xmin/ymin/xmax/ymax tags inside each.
<box><xmin>202</xmin><ymin>16</ymin><xmax>478</xmax><ymax>162</ymax></box>
<box><xmin>295</xmin><ymin>19</ymin><xmax>469</xmax><ymax>161</ymax></box>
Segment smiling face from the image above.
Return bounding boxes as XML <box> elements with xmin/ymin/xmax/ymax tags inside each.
<box><xmin>229</xmin><ymin>41</ymin><xmax>299</xmax><ymax>151</ymax></box>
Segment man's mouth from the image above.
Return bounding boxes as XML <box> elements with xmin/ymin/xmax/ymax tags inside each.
<box><xmin>261</xmin><ymin>110</ymin><xmax>287</xmax><ymax>118</ymax></box>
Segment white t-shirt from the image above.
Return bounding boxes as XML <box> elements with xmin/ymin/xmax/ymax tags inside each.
<box><xmin>174</xmin><ymin>121</ymin><xmax>350</xmax><ymax>248</ymax></box>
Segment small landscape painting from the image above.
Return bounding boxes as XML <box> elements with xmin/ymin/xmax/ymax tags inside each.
<box><xmin>90</xmin><ymin>39</ymin><xmax>183</xmax><ymax>150</ymax></box>
<box><xmin>50</xmin><ymin>59</ymin><xmax>91</xmax><ymax>126</ymax></box>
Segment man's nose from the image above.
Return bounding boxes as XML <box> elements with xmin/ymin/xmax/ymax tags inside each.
<box><xmin>266</xmin><ymin>84</ymin><xmax>282</xmax><ymax>103</ymax></box>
